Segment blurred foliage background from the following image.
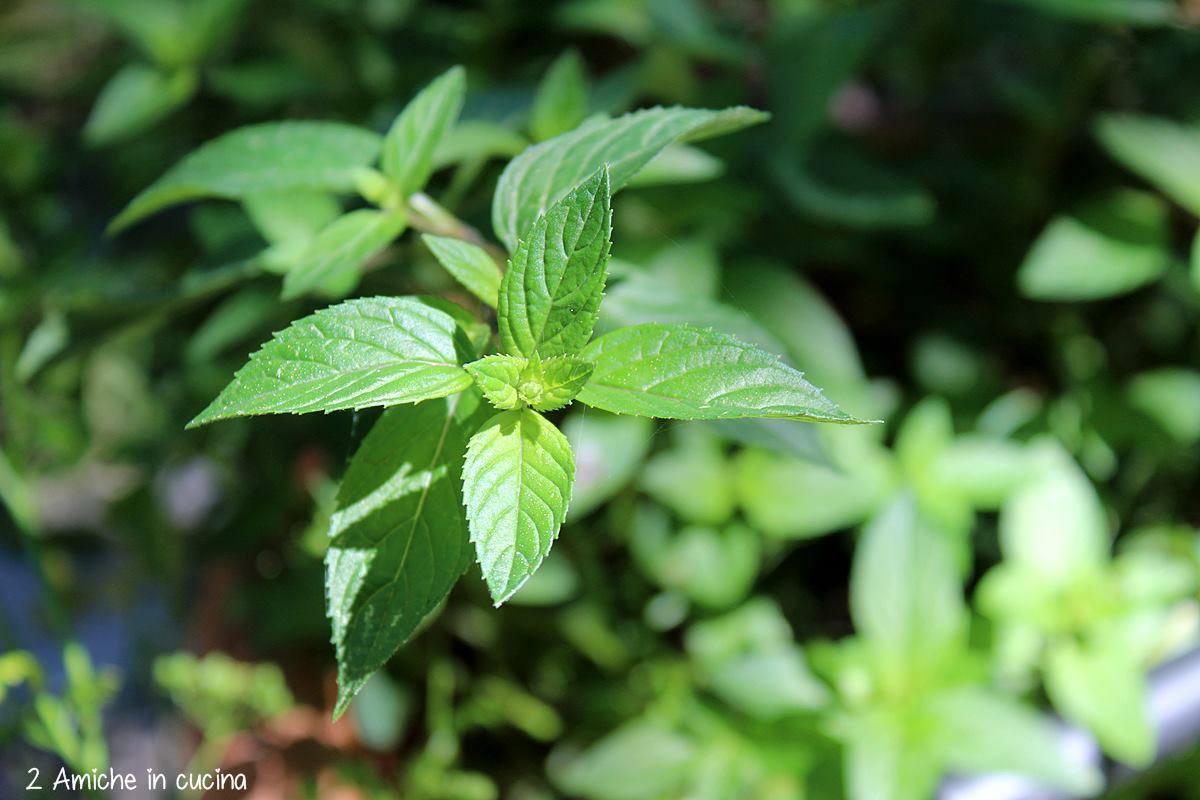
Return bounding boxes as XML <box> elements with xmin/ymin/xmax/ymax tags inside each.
<box><xmin>2</xmin><ymin>0</ymin><xmax>1200</xmax><ymax>797</ymax></box>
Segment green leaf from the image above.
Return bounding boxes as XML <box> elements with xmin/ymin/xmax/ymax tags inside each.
<box><xmin>842</xmin><ymin>711</ymin><xmax>941</xmax><ymax>800</ymax></box>
<box><xmin>550</xmin><ymin>718</ymin><xmax>696</xmax><ymax>800</ymax></box>
<box><xmin>327</xmin><ymin>399</ymin><xmax>472</xmax><ymax>717</ymax></box>
<box><xmin>1045</xmin><ymin>638</ymin><xmax>1155</xmax><ymax>766</ymax></box>
<box><xmin>734</xmin><ymin>448</ymin><xmax>885</xmax><ymax>539</ymax></box>
<box><xmin>1017</xmin><ymin>190</ymin><xmax>1170</xmax><ymax>301</ymax></box>
<box><xmin>466</xmin><ymin>354</ymin><xmax>594</xmax><ymax>411</ymax></box>
<box><xmin>381</xmin><ymin>66</ymin><xmax>466</xmax><ymax>194</ymax></box>
<box><xmin>492</xmin><ymin>105</ymin><xmax>768</xmax><ymax>250</ymax></box>
<box><xmin>530</xmin><ymin>49</ymin><xmax>589</xmax><ymax>141</ymax></box>
<box><xmin>576</xmin><ymin>323</ymin><xmax>858</xmax><ymax>423</ymax></box>
<box><xmin>187</xmin><ymin>297</ymin><xmax>474</xmax><ymax>427</ymax></box>
<box><xmin>111</xmin><ymin>121</ymin><xmax>381</xmax><ymax>233</ymax></box>
<box><xmin>624</xmin><ymin>144</ymin><xmax>723</xmax><ymax>187</ymax></box>
<box><xmin>498</xmin><ymin>168</ymin><xmax>612</xmax><ymax>358</ymax></box>
<box><xmin>649</xmin><ymin>524</ymin><xmax>761</xmax><ymax>610</ymax></box>
<box><xmin>850</xmin><ymin>494</ymin><xmax>965</xmax><ymax>681</ymax></box>
<box><xmin>462</xmin><ymin>409</ymin><xmax>575</xmax><ymax>605</ymax></box>
<box><xmin>563</xmin><ymin>411</ymin><xmax>653</xmax><ymax>520</ymax></box>
<box><xmin>281</xmin><ymin>209</ymin><xmax>407</xmax><ymax>300</ymax></box>
<box><xmin>243</xmin><ymin>190</ymin><xmax>340</xmax><ymax>245</ymax></box>
<box><xmin>422</xmin><ymin>234</ymin><xmax>502</xmax><ymax>307</ymax></box>
<box><xmin>83</xmin><ymin>64</ymin><xmax>197</xmax><ymax>147</ymax></box>
<box><xmin>466</xmin><ymin>354</ymin><xmax>526</xmax><ymax>410</ymax></box>
<box><xmin>1096</xmin><ymin>114</ymin><xmax>1200</xmax><ymax>216</ymax></box>
<box><xmin>705</xmin><ymin>417</ymin><xmax>828</xmax><ymax>465</ymax></box>
<box><xmin>999</xmin><ymin>442</ymin><xmax>1108</xmax><ymax>588</ymax></box>
<box><xmin>929</xmin><ymin>436</ymin><xmax>1033</xmax><ymax>510</ymax></box>
<box><xmin>927</xmin><ymin>688</ymin><xmax>1102</xmax><ymax>792</ymax></box>
<box><xmin>1127</xmin><ymin>368</ymin><xmax>1200</xmax><ymax>444</ymax></box>
<box><xmin>1192</xmin><ymin>229</ymin><xmax>1200</xmax><ymax>293</ymax></box>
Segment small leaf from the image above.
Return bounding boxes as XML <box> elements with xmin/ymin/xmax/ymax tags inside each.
<box><xmin>1127</xmin><ymin>368</ymin><xmax>1200</xmax><ymax>444</ymax></box>
<box><xmin>850</xmin><ymin>494</ymin><xmax>965</xmax><ymax>681</ymax></box>
<box><xmin>462</xmin><ymin>409</ymin><xmax>574</xmax><ymax>605</ymax></box>
<box><xmin>530</xmin><ymin>49</ymin><xmax>588</xmax><ymax>141</ymax></box>
<box><xmin>187</xmin><ymin>297</ymin><xmax>474</xmax><ymax>427</ymax></box>
<box><xmin>498</xmin><ymin>168</ymin><xmax>612</xmax><ymax>358</ymax></box>
<box><xmin>1045</xmin><ymin>638</ymin><xmax>1155</xmax><ymax>767</ymax></box>
<box><xmin>281</xmin><ymin>209</ymin><xmax>407</xmax><ymax>300</ymax></box>
<box><xmin>927</xmin><ymin>688</ymin><xmax>1102</xmax><ymax>793</ymax></box>
<box><xmin>83</xmin><ymin>64</ymin><xmax>197</xmax><ymax>147</ymax></box>
<box><xmin>422</xmin><ymin>234</ymin><xmax>502</xmax><ymax>307</ymax></box>
<box><xmin>640</xmin><ymin>429</ymin><xmax>734</xmax><ymax>526</ymax></box>
<box><xmin>1017</xmin><ymin>190</ymin><xmax>1170</xmax><ymax>301</ymax></box>
<box><xmin>1096</xmin><ymin>113</ymin><xmax>1200</xmax><ymax>216</ymax></box>
<box><xmin>492</xmin><ymin>105</ymin><xmax>768</xmax><ymax>251</ymax></box>
<box><xmin>466</xmin><ymin>354</ymin><xmax>526</xmax><ymax>410</ymax></box>
<box><xmin>528</xmin><ymin>355</ymin><xmax>593</xmax><ymax>411</ymax></box>
<box><xmin>576</xmin><ymin>323</ymin><xmax>859</xmax><ymax>423</ymax></box>
<box><xmin>550</xmin><ymin>719</ymin><xmax>696</xmax><ymax>800</ymax></box>
<box><xmin>999</xmin><ymin>442</ymin><xmax>1108</xmax><ymax>588</ymax></box>
<box><xmin>327</xmin><ymin>399</ymin><xmax>472</xmax><ymax>717</ymax></box>
<box><xmin>111</xmin><ymin>121</ymin><xmax>381</xmax><ymax>233</ymax></box>
<box><xmin>243</xmin><ymin>190</ymin><xmax>340</xmax><ymax>245</ymax></box>
<box><xmin>381</xmin><ymin>66</ymin><xmax>466</xmax><ymax>194</ymax></box>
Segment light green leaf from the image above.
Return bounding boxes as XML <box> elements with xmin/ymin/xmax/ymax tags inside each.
<box><xmin>624</xmin><ymin>144</ymin><xmax>723</xmax><ymax>187</ymax></box>
<box><xmin>1096</xmin><ymin>114</ymin><xmax>1200</xmax><ymax>216</ymax></box>
<box><xmin>1045</xmin><ymin>638</ymin><xmax>1155</xmax><ymax>766</ymax></box>
<box><xmin>1017</xmin><ymin>190</ymin><xmax>1170</xmax><ymax>301</ymax></box>
<box><xmin>563</xmin><ymin>411</ymin><xmax>653</xmax><ymax>520</ymax></box>
<box><xmin>281</xmin><ymin>209</ymin><xmax>407</xmax><ymax>300</ymax></box>
<box><xmin>243</xmin><ymin>190</ymin><xmax>340</xmax><ymax>245</ymax></box>
<box><xmin>466</xmin><ymin>354</ymin><xmax>526</xmax><ymax>410</ymax></box>
<box><xmin>734</xmin><ymin>448</ymin><xmax>885</xmax><ymax>539</ymax></box>
<box><xmin>422</xmin><ymin>234</ymin><xmax>502</xmax><ymax>307</ymax></box>
<box><xmin>999</xmin><ymin>442</ymin><xmax>1108</xmax><ymax>587</ymax></box>
<box><xmin>83</xmin><ymin>64</ymin><xmax>197</xmax><ymax>147</ymax></box>
<box><xmin>327</xmin><ymin>399</ymin><xmax>472</xmax><ymax>717</ymax></box>
<box><xmin>1128</xmin><ymin>368</ymin><xmax>1200</xmax><ymax>444</ymax></box>
<box><xmin>550</xmin><ymin>718</ymin><xmax>696</xmax><ymax>800</ymax></box>
<box><xmin>462</xmin><ymin>409</ymin><xmax>574</xmax><ymax>605</ymax></box>
<box><xmin>498</xmin><ymin>168</ymin><xmax>612</xmax><ymax>358</ymax></box>
<box><xmin>467</xmin><ymin>354</ymin><xmax>594</xmax><ymax>412</ymax></box>
<box><xmin>636</xmin><ymin>523</ymin><xmax>760</xmax><ymax>611</ymax></box>
<box><xmin>850</xmin><ymin>495</ymin><xmax>965</xmax><ymax>680</ymax></box>
<box><xmin>705</xmin><ymin>417</ymin><xmax>828</xmax><ymax>465</ymax></box>
<box><xmin>842</xmin><ymin>711</ymin><xmax>941</xmax><ymax>800</ymax></box>
<box><xmin>530</xmin><ymin>49</ymin><xmax>588</xmax><ymax>141</ymax></box>
<box><xmin>381</xmin><ymin>66</ymin><xmax>466</xmax><ymax>194</ymax></box>
<box><xmin>577</xmin><ymin>323</ymin><xmax>858</xmax><ymax>423</ymax></box>
<box><xmin>187</xmin><ymin>297</ymin><xmax>474</xmax><ymax>427</ymax></box>
<box><xmin>929</xmin><ymin>436</ymin><xmax>1033</xmax><ymax>509</ymax></box>
<box><xmin>432</xmin><ymin>120</ymin><xmax>528</xmax><ymax>169</ymax></box>
<box><xmin>927</xmin><ymin>688</ymin><xmax>1102</xmax><ymax>793</ymax></box>
<box><xmin>492</xmin><ymin>105</ymin><xmax>768</xmax><ymax>250</ymax></box>
<box><xmin>111</xmin><ymin>121</ymin><xmax>381</xmax><ymax>233</ymax></box>
<box><xmin>16</xmin><ymin>310</ymin><xmax>69</xmax><ymax>382</ymax></box>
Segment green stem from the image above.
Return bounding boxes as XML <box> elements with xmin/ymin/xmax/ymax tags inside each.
<box><xmin>406</xmin><ymin>192</ymin><xmax>508</xmax><ymax>267</ymax></box>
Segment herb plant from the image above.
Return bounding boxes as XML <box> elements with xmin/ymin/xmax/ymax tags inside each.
<box><xmin>117</xmin><ymin>68</ymin><xmax>862</xmax><ymax>714</ymax></box>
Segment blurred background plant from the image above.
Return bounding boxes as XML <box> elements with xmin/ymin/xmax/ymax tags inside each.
<box><xmin>2</xmin><ymin>0</ymin><xmax>1199</xmax><ymax>797</ymax></box>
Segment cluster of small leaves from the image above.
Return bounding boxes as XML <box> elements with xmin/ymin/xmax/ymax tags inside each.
<box><xmin>118</xmin><ymin>67</ymin><xmax>865</xmax><ymax>714</ymax></box>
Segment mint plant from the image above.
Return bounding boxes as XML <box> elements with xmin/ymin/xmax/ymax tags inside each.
<box><xmin>116</xmin><ymin>67</ymin><xmax>863</xmax><ymax>714</ymax></box>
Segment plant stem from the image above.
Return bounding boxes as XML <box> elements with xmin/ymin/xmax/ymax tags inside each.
<box><xmin>406</xmin><ymin>192</ymin><xmax>508</xmax><ymax>267</ymax></box>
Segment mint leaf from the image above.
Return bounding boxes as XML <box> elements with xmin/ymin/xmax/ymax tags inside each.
<box><xmin>528</xmin><ymin>354</ymin><xmax>593</xmax><ymax>411</ymax></box>
<box><xmin>550</xmin><ymin>719</ymin><xmax>696</xmax><ymax>800</ymax></box>
<box><xmin>83</xmin><ymin>64</ymin><xmax>197</xmax><ymax>147</ymax></box>
<box><xmin>1017</xmin><ymin>190</ymin><xmax>1170</xmax><ymax>301</ymax></box>
<box><xmin>327</xmin><ymin>398</ymin><xmax>472</xmax><ymax>717</ymax></box>
<box><xmin>576</xmin><ymin>323</ymin><xmax>858</xmax><ymax>422</ymax></box>
<box><xmin>188</xmin><ymin>297</ymin><xmax>473</xmax><ymax>427</ymax></box>
<box><xmin>281</xmin><ymin>209</ymin><xmax>407</xmax><ymax>300</ymax></box>
<box><xmin>381</xmin><ymin>66</ymin><xmax>466</xmax><ymax>194</ymax></box>
<box><xmin>927</xmin><ymin>688</ymin><xmax>1102</xmax><ymax>793</ymax></box>
<box><xmin>243</xmin><ymin>190</ymin><xmax>340</xmax><ymax>245</ymax></box>
<box><xmin>465</xmin><ymin>355</ymin><xmax>525</xmax><ymax>410</ymax></box>
<box><xmin>1096</xmin><ymin>113</ymin><xmax>1200</xmax><ymax>216</ymax></box>
<box><xmin>850</xmin><ymin>495</ymin><xmax>966</xmax><ymax>681</ymax></box>
<box><xmin>530</xmin><ymin>50</ymin><xmax>588</xmax><ymax>142</ymax></box>
<box><xmin>492</xmin><ymin>105</ymin><xmax>768</xmax><ymax>250</ymax></box>
<box><xmin>111</xmin><ymin>121</ymin><xmax>381</xmax><ymax>233</ymax></box>
<box><xmin>422</xmin><ymin>234</ymin><xmax>502</xmax><ymax>307</ymax></box>
<box><xmin>498</xmin><ymin>168</ymin><xmax>611</xmax><ymax>358</ymax></box>
<box><xmin>1045</xmin><ymin>638</ymin><xmax>1155</xmax><ymax>767</ymax></box>
<box><xmin>462</xmin><ymin>409</ymin><xmax>574</xmax><ymax>605</ymax></box>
